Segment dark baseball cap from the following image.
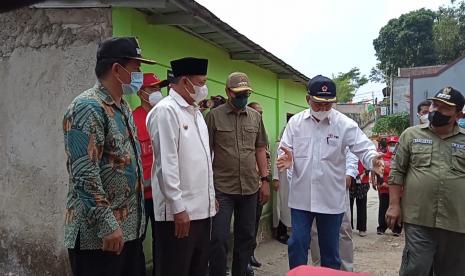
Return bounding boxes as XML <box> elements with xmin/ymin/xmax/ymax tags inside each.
<box><xmin>307</xmin><ymin>75</ymin><xmax>337</xmax><ymax>103</ymax></box>
<box><xmin>428</xmin><ymin>86</ymin><xmax>465</xmax><ymax>110</ymax></box>
<box><xmin>97</xmin><ymin>37</ymin><xmax>156</xmax><ymax>64</ymax></box>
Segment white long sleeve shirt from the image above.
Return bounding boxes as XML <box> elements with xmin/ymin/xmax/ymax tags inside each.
<box><xmin>345</xmin><ymin>150</ymin><xmax>359</xmax><ymax>179</ymax></box>
<box><xmin>146</xmin><ymin>89</ymin><xmax>216</xmax><ymax>221</ymax></box>
<box><xmin>279</xmin><ymin>108</ymin><xmax>377</xmax><ymax>214</ymax></box>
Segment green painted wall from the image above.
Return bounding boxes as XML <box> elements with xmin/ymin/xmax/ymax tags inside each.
<box><xmin>112</xmin><ymin>7</ymin><xmax>308</xmax><ymax>268</ymax></box>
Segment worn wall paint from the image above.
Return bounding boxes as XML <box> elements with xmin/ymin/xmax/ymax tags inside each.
<box><xmin>0</xmin><ymin>7</ymin><xmax>112</xmax><ymax>275</ymax></box>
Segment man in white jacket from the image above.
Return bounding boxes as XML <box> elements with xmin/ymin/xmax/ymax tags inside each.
<box><xmin>146</xmin><ymin>57</ymin><xmax>216</xmax><ymax>276</ymax></box>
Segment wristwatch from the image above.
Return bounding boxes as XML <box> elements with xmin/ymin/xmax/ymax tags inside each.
<box><xmin>260</xmin><ymin>176</ymin><xmax>270</xmax><ymax>182</ymax></box>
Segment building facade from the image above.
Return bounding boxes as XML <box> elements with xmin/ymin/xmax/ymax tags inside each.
<box><xmin>0</xmin><ymin>1</ymin><xmax>309</xmax><ymax>274</ymax></box>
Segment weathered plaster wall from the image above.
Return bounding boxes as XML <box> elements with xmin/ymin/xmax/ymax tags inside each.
<box><xmin>0</xmin><ymin>7</ymin><xmax>111</xmax><ymax>275</ymax></box>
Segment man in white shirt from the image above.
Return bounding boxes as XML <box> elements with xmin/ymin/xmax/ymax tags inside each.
<box><xmin>310</xmin><ymin>150</ymin><xmax>359</xmax><ymax>272</ymax></box>
<box><xmin>277</xmin><ymin>75</ymin><xmax>384</xmax><ymax>270</ymax></box>
<box><xmin>146</xmin><ymin>57</ymin><xmax>216</xmax><ymax>276</ymax></box>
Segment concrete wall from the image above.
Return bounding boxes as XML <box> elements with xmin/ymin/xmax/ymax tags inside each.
<box><xmin>411</xmin><ymin>58</ymin><xmax>465</xmax><ymax>125</ymax></box>
<box><xmin>334</xmin><ymin>103</ymin><xmax>367</xmax><ymax>114</ymax></box>
<box><xmin>392</xmin><ymin>77</ymin><xmax>410</xmax><ymax>114</ymax></box>
<box><xmin>0</xmin><ymin>7</ymin><xmax>112</xmax><ymax>275</ymax></box>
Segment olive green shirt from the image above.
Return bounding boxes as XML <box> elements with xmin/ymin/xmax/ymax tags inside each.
<box><xmin>389</xmin><ymin>124</ymin><xmax>465</xmax><ymax>234</ymax></box>
<box><xmin>206</xmin><ymin>103</ymin><xmax>268</xmax><ymax>195</ymax></box>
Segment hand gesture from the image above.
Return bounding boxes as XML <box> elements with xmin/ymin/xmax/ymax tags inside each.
<box><xmin>277</xmin><ymin>147</ymin><xmax>293</xmax><ymax>172</ymax></box>
<box><xmin>372</xmin><ymin>153</ymin><xmax>385</xmax><ymax>176</ymax></box>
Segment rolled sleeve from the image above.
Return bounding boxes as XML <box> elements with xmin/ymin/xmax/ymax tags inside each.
<box><xmin>345</xmin><ymin>150</ymin><xmax>359</xmax><ymax>178</ymax></box>
<box><xmin>346</xmin><ymin>125</ymin><xmax>377</xmax><ymax>170</ymax></box>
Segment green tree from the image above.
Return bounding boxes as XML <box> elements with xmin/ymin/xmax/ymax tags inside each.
<box><xmin>333</xmin><ymin>67</ymin><xmax>368</xmax><ymax>103</ymax></box>
<box><xmin>373</xmin><ymin>9</ymin><xmax>437</xmax><ymax>79</ymax></box>
<box><xmin>372</xmin><ymin>112</ymin><xmax>410</xmax><ymax>136</ymax></box>
<box><xmin>434</xmin><ymin>0</ymin><xmax>465</xmax><ymax>64</ymax></box>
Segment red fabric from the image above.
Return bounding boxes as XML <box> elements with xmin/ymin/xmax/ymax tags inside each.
<box><xmin>378</xmin><ymin>151</ymin><xmax>393</xmax><ymax>194</ymax></box>
<box><xmin>133</xmin><ymin>106</ymin><xmax>153</xmax><ymax>199</ymax></box>
<box><xmin>358</xmin><ymin>161</ymin><xmax>370</xmax><ymax>184</ymax></box>
<box><xmin>286</xmin><ymin>266</ymin><xmax>374</xmax><ymax>276</ymax></box>
<box><xmin>142</xmin><ymin>73</ymin><xmax>163</xmax><ymax>88</ymax></box>
<box><xmin>144</xmin><ymin>187</ymin><xmax>152</xmax><ymax>200</ymax></box>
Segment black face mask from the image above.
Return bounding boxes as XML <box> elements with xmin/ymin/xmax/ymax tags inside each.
<box><xmin>428</xmin><ymin>111</ymin><xmax>452</xmax><ymax>127</ymax></box>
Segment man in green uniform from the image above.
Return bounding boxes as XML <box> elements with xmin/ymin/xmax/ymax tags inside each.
<box><xmin>386</xmin><ymin>86</ymin><xmax>465</xmax><ymax>276</ymax></box>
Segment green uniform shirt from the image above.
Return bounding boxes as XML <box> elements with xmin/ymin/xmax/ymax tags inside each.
<box><xmin>389</xmin><ymin>124</ymin><xmax>465</xmax><ymax>234</ymax></box>
<box><xmin>206</xmin><ymin>103</ymin><xmax>268</xmax><ymax>195</ymax></box>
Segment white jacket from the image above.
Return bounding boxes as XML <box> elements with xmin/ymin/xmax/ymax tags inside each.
<box><xmin>146</xmin><ymin>89</ymin><xmax>216</xmax><ymax>221</ymax></box>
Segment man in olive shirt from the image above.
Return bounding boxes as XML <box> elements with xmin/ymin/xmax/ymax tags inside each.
<box><xmin>387</xmin><ymin>87</ymin><xmax>465</xmax><ymax>276</ymax></box>
<box><xmin>207</xmin><ymin>72</ymin><xmax>270</xmax><ymax>276</ymax></box>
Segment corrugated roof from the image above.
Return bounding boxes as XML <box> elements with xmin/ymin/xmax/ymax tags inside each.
<box><xmin>34</xmin><ymin>0</ymin><xmax>310</xmax><ymax>84</ymax></box>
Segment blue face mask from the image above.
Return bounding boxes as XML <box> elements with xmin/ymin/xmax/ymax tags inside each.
<box><xmin>118</xmin><ymin>65</ymin><xmax>143</xmax><ymax>95</ymax></box>
<box><xmin>458</xmin><ymin>118</ymin><xmax>465</xmax><ymax>128</ymax></box>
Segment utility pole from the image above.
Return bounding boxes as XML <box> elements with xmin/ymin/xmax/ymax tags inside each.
<box><xmin>372</xmin><ymin>91</ymin><xmax>377</xmax><ymax>123</ymax></box>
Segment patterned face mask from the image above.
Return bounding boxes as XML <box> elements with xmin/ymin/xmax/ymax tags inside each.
<box><xmin>458</xmin><ymin>118</ymin><xmax>465</xmax><ymax>129</ymax></box>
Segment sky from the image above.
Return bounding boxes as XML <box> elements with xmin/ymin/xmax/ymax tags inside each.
<box><xmin>196</xmin><ymin>0</ymin><xmax>452</xmax><ymax>102</ymax></box>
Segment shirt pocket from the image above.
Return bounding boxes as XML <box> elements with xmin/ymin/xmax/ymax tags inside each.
<box><xmin>216</xmin><ymin>126</ymin><xmax>235</xmax><ymax>147</ymax></box>
<box><xmin>410</xmin><ymin>144</ymin><xmax>432</xmax><ymax>167</ymax></box>
<box><xmin>451</xmin><ymin>148</ymin><xmax>465</xmax><ymax>174</ymax></box>
<box><xmin>293</xmin><ymin>137</ymin><xmax>311</xmax><ymax>159</ymax></box>
<box><xmin>242</xmin><ymin>125</ymin><xmax>258</xmax><ymax>150</ymax></box>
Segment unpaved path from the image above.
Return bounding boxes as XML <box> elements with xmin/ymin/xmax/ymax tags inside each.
<box><xmin>254</xmin><ymin>189</ymin><xmax>404</xmax><ymax>276</ymax></box>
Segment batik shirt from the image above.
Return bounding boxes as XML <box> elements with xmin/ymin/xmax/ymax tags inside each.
<box><xmin>63</xmin><ymin>82</ymin><xmax>145</xmax><ymax>250</ymax></box>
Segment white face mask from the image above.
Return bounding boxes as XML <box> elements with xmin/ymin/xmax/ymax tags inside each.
<box><xmin>148</xmin><ymin>91</ymin><xmax>163</xmax><ymax>106</ymax></box>
<box><xmin>388</xmin><ymin>146</ymin><xmax>396</xmax><ymax>153</ymax></box>
<box><xmin>310</xmin><ymin>108</ymin><xmax>332</xmax><ymax>121</ymax></box>
<box><xmin>418</xmin><ymin>113</ymin><xmax>429</xmax><ymax>124</ymax></box>
<box><xmin>186</xmin><ymin>78</ymin><xmax>209</xmax><ymax>103</ymax></box>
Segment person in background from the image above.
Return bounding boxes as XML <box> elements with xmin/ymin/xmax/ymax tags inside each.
<box><xmin>147</xmin><ymin>57</ymin><xmax>215</xmax><ymax>276</ymax></box>
<box><xmin>133</xmin><ymin>72</ymin><xmax>168</xmax><ymax>275</ymax></box>
<box><xmin>417</xmin><ymin>100</ymin><xmax>432</xmax><ymax>124</ymax></box>
<box><xmin>349</xmin><ymin>160</ymin><xmax>370</xmax><ymax>237</ymax></box>
<box><xmin>387</xmin><ymin>87</ymin><xmax>465</xmax><ymax>276</ymax></box>
<box><xmin>310</xmin><ymin>150</ymin><xmax>358</xmax><ymax>272</ymax></box>
<box><xmin>458</xmin><ymin>107</ymin><xmax>465</xmax><ymax>129</ymax></box>
<box><xmin>199</xmin><ymin>95</ymin><xmax>226</xmax><ymax>113</ymax></box>
<box><xmin>375</xmin><ymin>136</ymin><xmax>402</xmax><ymax>236</ymax></box>
<box><xmin>63</xmin><ymin>37</ymin><xmax>156</xmax><ymax>276</ymax></box>
<box><xmin>246</xmin><ymin>102</ymin><xmax>272</xmax><ymax>275</ymax></box>
<box><xmin>272</xmin><ymin>128</ymin><xmax>292</xmax><ymax>244</ymax></box>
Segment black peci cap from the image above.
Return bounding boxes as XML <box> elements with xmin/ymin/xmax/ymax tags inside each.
<box><xmin>170</xmin><ymin>57</ymin><xmax>208</xmax><ymax>77</ymax></box>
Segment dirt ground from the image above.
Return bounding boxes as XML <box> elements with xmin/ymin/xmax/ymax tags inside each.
<box><xmin>253</xmin><ymin>189</ymin><xmax>404</xmax><ymax>276</ymax></box>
